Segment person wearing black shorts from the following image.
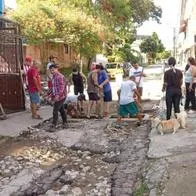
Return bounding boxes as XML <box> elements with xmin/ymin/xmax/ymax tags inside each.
<box><xmin>69</xmin><ymin>68</ymin><xmax>86</xmax><ymax>112</ymax></box>
<box><xmin>87</xmin><ymin>65</ymin><xmax>101</xmax><ymax>118</ymax></box>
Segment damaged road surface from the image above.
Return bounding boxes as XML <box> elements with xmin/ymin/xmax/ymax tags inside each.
<box><xmin>0</xmin><ymin>118</ymin><xmax>151</xmax><ymax>196</ymax></box>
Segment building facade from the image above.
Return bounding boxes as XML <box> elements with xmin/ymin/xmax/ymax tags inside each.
<box><xmin>24</xmin><ymin>42</ymin><xmax>79</xmax><ymax>73</ymax></box>
<box><xmin>177</xmin><ymin>0</ymin><xmax>196</xmax><ymax>66</ymax></box>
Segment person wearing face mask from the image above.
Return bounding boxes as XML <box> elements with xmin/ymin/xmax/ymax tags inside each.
<box><xmin>162</xmin><ymin>57</ymin><xmax>183</xmax><ymax>120</ymax></box>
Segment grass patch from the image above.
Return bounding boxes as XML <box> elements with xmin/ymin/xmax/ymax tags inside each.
<box><xmin>133</xmin><ymin>183</ymin><xmax>149</xmax><ymax>196</ymax></box>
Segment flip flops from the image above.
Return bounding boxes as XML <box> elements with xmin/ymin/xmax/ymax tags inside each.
<box><xmin>32</xmin><ymin>115</ymin><xmax>43</xmax><ymax>120</ymax></box>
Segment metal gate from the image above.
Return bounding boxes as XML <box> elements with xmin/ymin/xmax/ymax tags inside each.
<box><xmin>0</xmin><ymin>17</ymin><xmax>25</xmax><ymax>112</ymax></box>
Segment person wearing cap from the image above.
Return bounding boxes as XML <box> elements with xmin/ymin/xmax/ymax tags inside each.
<box><xmin>68</xmin><ymin>67</ymin><xmax>87</xmax><ymax>112</ymax></box>
<box><xmin>22</xmin><ymin>56</ymin><xmax>32</xmax><ymax>88</ymax></box>
<box><xmin>49</xmin><ymin>64</ymin><xmax>67</xmax><ymax>129</ymax></box>
<box><xmin>46</xmin><ymin>55</ymin><xmax>57</xmax><ymax>89</ymax></box>
<box><xmin>162</xmin><ymin>57</ymin><xmax>183</xmax><ymax>120</ymax></box>
<box><xmin>27</xmin><ymin>60</ymin><xmax>42</xmax><ymax>119</ymax></box>
<box><xmin>117</xmin><ymin>74</ymin><xmax>143</xmax><ymax>125</ymax></box>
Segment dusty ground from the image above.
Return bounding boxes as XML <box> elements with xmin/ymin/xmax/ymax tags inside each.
<box><xmin>2</xmin><ymin>65</ymin><xmax>196</xmax><ymax>196</ymax></box>
<box><xmin>0</xmin><ymin>119</ymin><xmax>151</xmax><ymax>196</ymax></box>
<box><xmin>0</xmin><ymin>65</ymin><xmax>162</xmax><ymax>196</ymax></box>
<box><xmin>0</xmin><ymin>98</ymin><xmax>159</xmax><ymax>196</ymax></box>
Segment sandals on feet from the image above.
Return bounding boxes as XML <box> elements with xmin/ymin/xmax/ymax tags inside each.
<box><xmin>32</xmin><ymin>115</ymin><xmax>43</xmax><ymax>120</ymax></box>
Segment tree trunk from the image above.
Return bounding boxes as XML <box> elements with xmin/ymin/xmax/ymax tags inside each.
<box><xmin>87</xmin><ymin>57</ymin><xmax>92</xmax><ymax>71</ymax></box>
<box><xmin>40</xmin><ymin>41</ymin><xmax>49</xmax><ymax>74</ymax></box>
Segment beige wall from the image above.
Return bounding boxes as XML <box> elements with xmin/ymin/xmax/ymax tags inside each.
<box><xmin>23</xmin><ymin>42</ymin><xmax>78</xmax><ymax>72</ymax></box>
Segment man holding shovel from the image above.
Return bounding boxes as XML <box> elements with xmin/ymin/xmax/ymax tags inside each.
<box><xmin>129</xmin><ymin>61</ymin><xmax>146</xmax><ymax>98</ymax></box>
<box><xmin>129</xmin><ymin>61</ymin><xmax>146</xmax><ymax>111</ymax></box>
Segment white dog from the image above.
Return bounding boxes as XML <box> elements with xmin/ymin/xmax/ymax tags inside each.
<box><xmin>151</xmin><ymin>117</ymin><xmax>180</xmax><ymax>135</ymax></box>
<box><xmin>175</xmin><ymin>111</ymin><xmax>187</xmax><ymax>129</ymax></box>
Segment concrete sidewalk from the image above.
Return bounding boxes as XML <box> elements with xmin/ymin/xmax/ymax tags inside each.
<box><xmin>147</xmin><ymin>112</ymin><xmax>196</xmax><ymax>196</ymax></box>
<box><xmin>0</xmin><ymin>106</ymin><xmax>52</xmax><ymax>137</ymax></box>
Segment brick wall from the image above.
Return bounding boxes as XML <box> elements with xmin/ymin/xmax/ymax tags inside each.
<box><xmin>23</xmin><ymin>42</ymin><xmax>78</xmax><ymax>72</ymax></box>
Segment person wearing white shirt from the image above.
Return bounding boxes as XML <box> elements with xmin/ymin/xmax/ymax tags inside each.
<box><xmin>64</xmin><ymin>94</ymin><xmax>86</xmax><ymax>117</ymax></box>
<box><xmin>117</xmin><ymin>74</ymin><xmax>143</xmax><ymax>125</ymax></box>
<box><xmin>129</xmin><ymin>62</ymin><xmax>146</xmax><ymax>98</ymax></box>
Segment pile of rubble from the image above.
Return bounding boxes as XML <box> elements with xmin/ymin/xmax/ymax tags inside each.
<box><xmin>0</xmin><ymin>117</ymin><xmax>153</xmax><ymax>196</ymax></box>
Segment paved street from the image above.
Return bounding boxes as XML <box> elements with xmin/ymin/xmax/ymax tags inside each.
<box><xmin>1</xmin><ymin>65</ymin><xmax>196</xmax><ymax>195</ymax></box>
<box><xmin>1</xmin><ymin>0</ymin><xmax>195</xmax><ymax>194</ymax></box>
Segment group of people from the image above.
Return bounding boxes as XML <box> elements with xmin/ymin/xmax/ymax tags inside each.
<box><xmin>24</xmin><ymin>55</ymin><xmax>147</xmax><ymax>128</ymax></box>
<box><xmin>162</xmin><ymin>56</ymin><xmax>196</xmax><ymax>120</ymax></box>
<box><xmin>23</xmin><ymin>54</ymin><xmax>196</xmax><ymax>129</ymax></box>
<box><xmin>23</xmin><ymin>54</ymin><xmax>149</xmax><ymax>129</ymax></box>
<box><xmin>86</xmin><ymin>63</ymin><xmax>112</xmax><ymax>119</ymax></box>
<box><xmin>23</xmin><ymin>55</ymin><xmax>114</xmax><ymax>130</ymax></box>
<box><xmin>24</xmin><ymin>57</ymin><xmax>68</xmax><ymax>128</ymax></box>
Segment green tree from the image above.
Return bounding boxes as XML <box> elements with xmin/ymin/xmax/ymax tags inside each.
<box><xmin>139</xmin><ymin>32</ymin><xmax>165</xmax><ymax>64</ymax></box>
<box><xmin>156</xmin><ymin>50</ymin><xmax>172</xmax><ymax>61</ymax></box>
<box><xmin>11</xmin><ymin>0</ymin><xmax>108</xmax><ymax>62</ymax></box>
<box><xmin>10</xmin><ymin>0</ymin><xmax>162</xmax><ymax>64</ymax></box>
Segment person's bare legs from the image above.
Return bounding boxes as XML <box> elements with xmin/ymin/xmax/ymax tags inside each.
<box><xmin>87</xmin><ymin>100</ymin><xmax>94</xmax><ymax>118</ymax></box>
<box><xmin>103</xmin><ymin>102</ymin><xmax>110</xmax><ymax>117</ymax></box>
<box><xmin>135</xmin><ymin>98</ymin><xmax>143</xmax><ymax>112</ymax></box>
<box><xmin>116</xmin><ymin>116</ymin><xmax>122</xmax><ymax>124</ymax></box>
<box><xmin>136</xmin><ymin>113</ymin><xmax>143</xmax><ymax>121</ymax></box>
<box><xmin>31</xmin><ymin>103</ymin><xmax>41</xmax><ymax>119</ymax></box>
<box><xmin>137</xmin><ymin>87</ymin><xmax>143</xmax><ymax>103</ymax></box>
<box><xmin>135</xmin><ymin>113</ymin><xmax>143</xmax><ymax>126</ymax></box>
<box><xmin>80</xmin><ymin>100</ymin><xmax>84</xmax><ymax>112</ymax></box>
<box><xmin>95</xmin><ymin>100</ymin><xmax>101</xmax><ymax>117</ymax></box>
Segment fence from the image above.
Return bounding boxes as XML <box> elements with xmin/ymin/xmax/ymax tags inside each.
<box><xmin>0</xmin><ymin>17</ymin><xmax>25</xmax><ymax>112</ymax></box>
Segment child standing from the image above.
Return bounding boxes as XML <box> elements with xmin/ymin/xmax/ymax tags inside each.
<box><xmin>117</xmin><ymin>74</ymin><xmax>143</xmax><ymax>125</ymax></box>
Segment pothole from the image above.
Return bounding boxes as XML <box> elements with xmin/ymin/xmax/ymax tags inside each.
<box><xmin>0</xmin><ymin>106</ymin><xmax>155</xmax><ymax>195</ymax></box>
